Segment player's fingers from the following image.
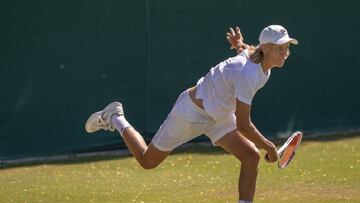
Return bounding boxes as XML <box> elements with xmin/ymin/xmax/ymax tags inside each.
<box><xmin>268</xmin><ymin>156</ymin><xmax>277</xmax><ymax>162</ymax></box>
<box><xmin>265</xmin><ymin>156</ymin><xmax>275</xmax><ymax>163</ymax></box>
<box><xmin>226</xmin><ymin>36</ymin><xmax>235</xmax><ymax>49</ymax></box>
<box><xmin>229</xmin><ymin>27</ymin><xmax>235</xmax><ymax>36</ymax></box>
<box><xmin>226</xmin><ymin>36</ymin><xmax>231</xmax><ymax>43</ymax></box>
<box><xmin>264</xmin><ymin>149</ymin><xmax>278</xmax><ymax>162</ymax></box>
<box><xmin>264</xmin><ymin>153</ymin><xmax>270</xmax><ymax>161</ymax></box>
<box><xmin>235</xmin><ymin>26</ymin><xmax>241</xmax><ymax>34</ymax></box>
<box><xmin>226</xmin><ymin>32</ymin><xmax>232</xmax><ymax>38</ymax></box>
<box><xmin>236</xmin><ymin>26</ymin><xmax>243</xmax><ymax>40</ymax></box>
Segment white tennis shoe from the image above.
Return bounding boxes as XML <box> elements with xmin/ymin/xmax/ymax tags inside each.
<box><xmin>85</xmin><ymin>102</ymin><xmax>124</xmax><ymax>133</ymax></box>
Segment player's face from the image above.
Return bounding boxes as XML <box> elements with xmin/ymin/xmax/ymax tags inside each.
<box><xmin>265</xmin><ymin>43</ymin><xmax>291</xmax><ymax>68</ymax></box>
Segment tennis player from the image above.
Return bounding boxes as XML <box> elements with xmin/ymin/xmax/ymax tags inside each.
<box><xmin>85</xmin><ymin>25</ymin><xmax>298</xmax><ymax>203</ymax></box>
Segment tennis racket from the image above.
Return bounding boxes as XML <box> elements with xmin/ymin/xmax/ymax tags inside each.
<box><xmin>265</xmin><ymin>131</ymin><xmax>303</xmax><ymax>169</ymax></box>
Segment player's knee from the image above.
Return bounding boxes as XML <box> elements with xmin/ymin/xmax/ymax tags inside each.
<box><xmin>245</xmin><ymin>148</ymin><xmax>260</xmax><ymax>164</ymax></box>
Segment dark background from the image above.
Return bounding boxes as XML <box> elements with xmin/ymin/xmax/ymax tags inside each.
<box><xmin>1</xmin><ymin>0</ymin><xmax>359</xmax><ymax>160</ymax></box>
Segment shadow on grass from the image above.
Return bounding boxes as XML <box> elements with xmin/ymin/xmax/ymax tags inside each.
<box><xmin>0</xmin><ymin>140</ymin><xmax>226</xmax><ymax>170</ymax></box>
<box><xmin>1</xmin><ymin>131</ymin><xmax>359</xmax><ymax>170</ymax></box>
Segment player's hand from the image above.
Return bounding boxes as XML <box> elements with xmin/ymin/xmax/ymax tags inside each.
<box><xmin>264</xmin><ymin>143</ymin><xmax>278</xmax><ymax>163</ymax></box>
<box><xmin>226</xmin><ymin>26</ymin><xmax>249</xmax><ymax>53</ymax></box>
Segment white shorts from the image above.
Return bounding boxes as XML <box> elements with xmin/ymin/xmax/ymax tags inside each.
<box><xmin>151</xmin><ymin>90</ymin><xmax>237</xmax><ymax>151</ymax></box>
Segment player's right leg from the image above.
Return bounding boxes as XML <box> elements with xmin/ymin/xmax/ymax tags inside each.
<box><xmin>114</xmin><ymin>96</ymin><xmax>204</xmax><ymax>169</ymax></box>
<box><xmin>121</xmin><ymin>127</ymin><xmax>170</xmax><ymax>169</ymax></box>
<box><xmin>85</xmin><ymin>102</ymin><xmax>170</xmax><ymax>169</ymax></box>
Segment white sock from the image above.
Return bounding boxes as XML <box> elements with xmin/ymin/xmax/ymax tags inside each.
<box><xmin>239</xmin><ymin>201</ymin><xmax>252</xmax><ymax>203</ymax></box>
<box><xmin>110</xmin><ymin>115</ymin><xmax>132</xmax><ymax>136</ymax></box>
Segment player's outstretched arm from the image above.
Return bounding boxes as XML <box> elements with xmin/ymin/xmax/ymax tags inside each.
<box><xmin>226</xmin><ymin>26</ymin><xmax>249</xmax><ymax>54</ymax></box>
<box><xmin>235</xmin><ymin>99</ymin><xmax>278</xmax><ymax>162</ymax></box>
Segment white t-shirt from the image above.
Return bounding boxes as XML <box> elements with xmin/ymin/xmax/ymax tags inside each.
<box><xmin>196</xmin><ymin>50</ymin><xmax>270</xmax><ymax>121</ymax></box>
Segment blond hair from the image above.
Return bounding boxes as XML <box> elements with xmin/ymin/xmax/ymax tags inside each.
<box><xmin>248</xmin><ymin>43</ymin><xmax>291</xmax><ymax>64</ymax></box>
<box><xmin>248</xmin><ymin>45</ymin><xmax>263</xmax><ymax>64</ymax></box>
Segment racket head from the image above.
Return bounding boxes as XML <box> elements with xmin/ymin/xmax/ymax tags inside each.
<box><xmin>278</xmin><ymin>131</ymin><xmax>303</xmax><ymax>169</ymax></box>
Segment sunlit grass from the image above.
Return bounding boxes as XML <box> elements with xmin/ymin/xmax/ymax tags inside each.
<box><xmin>0</xmin><ymin>135</ymin><xmax>359</xmax><ymax>202</ymax></box>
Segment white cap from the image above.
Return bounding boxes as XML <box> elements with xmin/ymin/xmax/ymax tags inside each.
<box><xmin>259</xmin><ymin>25</ymin><xmax>298</xmax><ymax>45</ymax></box>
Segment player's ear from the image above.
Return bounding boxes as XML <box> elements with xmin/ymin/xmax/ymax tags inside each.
<box><xmin>261</xmin><ymin>44</ymin><xmax>269</xmax><ymax>54</ymax></box>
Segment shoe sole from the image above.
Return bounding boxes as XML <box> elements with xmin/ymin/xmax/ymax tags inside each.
<box><xmin>85</xmin><ymin>102</ymin><xmax>123</xmax><ymax>133</ymax></box>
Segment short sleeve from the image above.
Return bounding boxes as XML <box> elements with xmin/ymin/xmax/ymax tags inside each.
<box><xmin>234</xmin><ymin>74</ymin><xmax>255</xmax><ymax>105</ymax></box>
